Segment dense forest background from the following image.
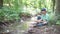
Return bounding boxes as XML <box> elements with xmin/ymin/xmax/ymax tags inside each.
<box><xmin>0</xmin><ymin>0</ymin><xmax>56</xmax><ymax>24</ymax></box>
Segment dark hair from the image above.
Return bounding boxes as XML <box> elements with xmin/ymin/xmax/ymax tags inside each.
<box><xmin>41</xmin><ymin>8</ymin><xmax>46</xmax><ymax>11</ymax></box>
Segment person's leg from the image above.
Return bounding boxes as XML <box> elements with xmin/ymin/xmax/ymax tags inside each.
<box><xmin>36</xmin><ymin>23</ymin><xmax>43</xmax><ymax>27</ymax></box>
<box><xmin>36</xmin><ymin>22</ymin><xmax>48</xmax><ymax>27</ymax></box>
<box><xmin>43</xmin><ymin>22</ymin><xmax>48</xmax><ymax>26</ymax></box>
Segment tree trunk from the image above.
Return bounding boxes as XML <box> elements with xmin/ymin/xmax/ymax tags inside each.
<box><xmin>52</xmin><ymin>0</ymin><xmax>55</xmax><ymax>12</ymax></box>
<box><xmin>55</xmin><ymin>0</ymin><xmax>60</xmax><ymax>33</ymax></box>
<box><xmin>0</xmin><ymin>0</ymin><xmax>3</xmax><ymax>9</ymax></box>
<box><xmin>55</xmin><ymin>0</ymin><xmax>60</xmax><ymax>20</ymax></box>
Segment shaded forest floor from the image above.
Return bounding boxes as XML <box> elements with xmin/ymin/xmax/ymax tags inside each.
<box><xmin>24</xmin><ymin>26</ymin><xmax>57</xmax><ymax>34</ymax></box>
<box><xmin>23</xmin><ymin>17</ymin><xmax>60</xmax><ymax>34</ymax></box>
<box><xmin>0</xmin><ymin>18</ymin><xmax>60</xmax><ymax>34</ymax></box>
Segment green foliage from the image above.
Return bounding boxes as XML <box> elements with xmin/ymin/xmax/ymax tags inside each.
<box><xmin>56</xmin><ymin>20</ymin><xmax>60</xmax><ymax>25</ymax></box>
<box><xmin>0</xmin><ymin>0</ymin><xmax>24</xmax><ymax>22</ymax></box>
<box><xmin>0</xmin><ymin>7</ymin><xmax>20</xmax><ymax>22</ymax></box>
<box><xmin>22</xmin><ymin>0</ymin><xmax>53</xmax><ymax>11</ymax></box>
<box><xmin>0</xmin><ymin>0</ymin><xmax>55</xmax><ymax>24</ymax></box>
<box><xmin>48</xmin><ymin>13</ymin><xmax>57</xmax><ymax>25</ymax></box>
<box><xmin>0</xmin><ymin>0</ymin><xmax>32</xmax><ymax>22</ymax></box>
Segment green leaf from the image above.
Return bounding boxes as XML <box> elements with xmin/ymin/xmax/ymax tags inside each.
<box><xmin>56</xmin><ymin>20</ymin><xmax>60</xmax><ymax>25</ymax></box>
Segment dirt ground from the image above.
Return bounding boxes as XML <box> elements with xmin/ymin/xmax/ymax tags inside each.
<box><xmin>24</xmin><ymin>25</ymin><xmax>60</xmax><ymax>34</ymax></box>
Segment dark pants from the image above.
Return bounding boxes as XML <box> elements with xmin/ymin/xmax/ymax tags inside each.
<box><xmin>36</xmin><ymin>22</ymin><xmax>47</xmax><ymax>27</ymax></box>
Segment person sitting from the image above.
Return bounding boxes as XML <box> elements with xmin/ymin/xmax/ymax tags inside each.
<box><xmin>35</xmin><ymin>8</ymin><xmax>49</xmax><ymax>27</ymax></box>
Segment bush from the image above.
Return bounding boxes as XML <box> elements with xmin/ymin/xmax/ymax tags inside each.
<box><xmin>56</xmin><ymin>20</ymin><xmax>60</xmax><ymax>25</ymax></box>
<box><xmin>0</xmin><ymin>7</ymin><xmax>21</xmax><ymax>23</ymax></box>
<box><xmin>48</xmin><ymin>13</ymin><xmax>57</xmax><ymax>25</ymax></box>
<box><xmin>0</xmin><ymin>6</ymin><xmax>31</xmax><ymax>23</ymax></box>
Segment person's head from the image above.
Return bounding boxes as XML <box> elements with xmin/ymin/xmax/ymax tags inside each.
<box><xmin>41</xmin><ymin>8</ymin><xmax>47</xmax><ymax>14</ymax></box>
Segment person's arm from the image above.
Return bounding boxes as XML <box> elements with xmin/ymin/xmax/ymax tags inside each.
<box><xmin>35</xmin><ymin>19</ymin><xmax>42</xmax><ymax>22</ymax></box>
